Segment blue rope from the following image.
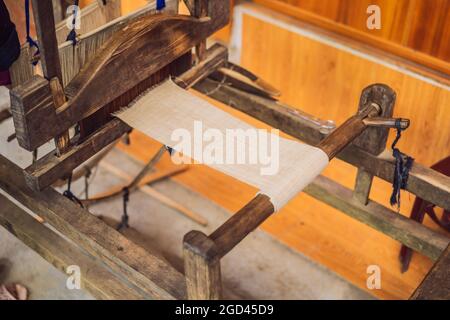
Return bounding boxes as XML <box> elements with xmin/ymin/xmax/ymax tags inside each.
<box><xmin>390</xmin><ymin>119</ymin><xmax>414</xmax><ymax>209</ymax></box>
<box><xmin>156</xmin><ymin>0</ymin><xmax>166</xmax><ymax>10</ymax></box>
<box><xmin>165</xmin><ymin>145</ymin><xmax>174</xmax><ymax>156</ymax></box>
<box><xmin>66</xmin><ymin>0</ymin><xmax>80</xmax><ymax>46</ymax></box>
<box><xmin>63</xmin><ymin>174</ymin><xmax>84</xmax><ymax>208</ymax></box>
<box><xmin>25</xmin><ymin>0</ymin><xmax>40</xmax><ymax>65</ymax></box>
<box><xmin>117</xmin><ymin>187</ymin><xmax>130</xmax><ymax>231</ymax></box>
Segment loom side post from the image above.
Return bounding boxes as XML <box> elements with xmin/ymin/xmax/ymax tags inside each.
<box><xmin>351</xmin><ymin>84</ymin><xmax>396</xmax><ymax>205</ymax></box>
<box><xmin>183</xmin><ymin>231</ymin><xmax>222</xmax><ymax>300</ymax></box>
<box><xmin>32</xmin><ymin>0</ymin><xmax>71</xmax><ymax>155</ymax></box>
<box><xmin>21</xmin><ymin>44</ymin><xmax>228</xmax><ymax>191</ymax></box>
<box><xmin>194</xmin><ymin>0</ymin><xmax>208</xmax><ymax>62</ymax></box>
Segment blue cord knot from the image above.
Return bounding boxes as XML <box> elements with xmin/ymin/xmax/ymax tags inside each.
<box><xmin>165</xmin><ymin>145</ymin><xmax>174</xmax><ymax>156</ymax></box>
<box><xmin>63</xmin><ymin>174</ymin><xmax>84</xmax><ymax>208</ymax></box>
<box><xmin>390</xmin><ymin>120</ymin><xmax>414</xmax><ymax>209</ymax></box>
<box><xmin>66</xmin><ymin>0</ymin><xmax>80</xmax><ymax>46</ymax></box>
<box><xmin>156</xmin><ymin>0</ymin><xmax>166</xmax><ymax>10</ymax></box>
<box><xmin>25</xmin><ymin>0</ymin><xmax>40</xmax><ymax>65</ymax></box>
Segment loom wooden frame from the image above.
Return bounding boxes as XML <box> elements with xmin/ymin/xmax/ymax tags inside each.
<box><xmin>1</xmin><ymin>0</ymin><xmax>449</xmax><ymax>300</ymax></box>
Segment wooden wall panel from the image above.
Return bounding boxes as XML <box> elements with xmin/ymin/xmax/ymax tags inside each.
<box><xmin>258</xmin><ymin>0</ymin><xmax>450</xmax><ymax>60</ymax></box>
<box><xmin>237</xmin><ymin>6</ymin><xmax>450</xmax><ymax>167</ymax></box>
<box><xmin>254</xmin><ymin>0</ymin><xmax>450</xmax><ymax>75</ymax></box>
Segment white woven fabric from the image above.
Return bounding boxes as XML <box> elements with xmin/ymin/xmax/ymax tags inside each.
<box><xmin>115</xmin><ymin>79</ymin><xmax>329</xmax><ymax>211</ymax></box>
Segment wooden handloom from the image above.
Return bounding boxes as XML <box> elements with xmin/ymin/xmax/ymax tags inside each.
<box><xmin>1</xmin><ymin>0</ymin><xmax>449</xmax><ymax>300</ymax></box>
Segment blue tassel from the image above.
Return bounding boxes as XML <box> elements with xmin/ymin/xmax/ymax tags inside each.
<box><xmin>66</xmin><ymin>0</ymin><xmax>80</xmax><ymax>46</ymax></box>
<box><xmin>390</xmin><ymin>119</ymin><xmax>414</xmax><ymax>209</ymax></box>
<box><xmin>165</xmin><ymin>145</ymin><xmax>174</xmax><ymax>156</ymax></box>
<box><xmin>25</xmin><ymin>0</ymin><xmax>40</xmax><ymax>65</ymax></box>
<box><xmin>156</xmin><ymin>0</ymin><xmax>166</xmax><ymax>10</ymax></box>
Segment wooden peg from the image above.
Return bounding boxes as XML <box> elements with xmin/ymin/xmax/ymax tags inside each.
<box><xmin>352</xmin><ymin>84</ymin><xmax>396</xmax><ymax>204</ymax></box>
<box><xmin>195</xmin><ymin>0</ymin><xmax>208</xmax><ymax>62</ymax></box>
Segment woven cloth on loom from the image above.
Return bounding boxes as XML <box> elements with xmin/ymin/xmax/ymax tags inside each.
<box><xmin>115</xmin><ymin>80</ymin><xmax>329</xmax><ymax>211</ymax></box>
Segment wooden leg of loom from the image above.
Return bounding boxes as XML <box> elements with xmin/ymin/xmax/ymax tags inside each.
<box><xmin>183</xmin><ymin>231</ymin><xmax>222</xmax><ymax>300</ymax></box>
<box><xmin>32</xmin><ymin>0</ymin><xmax>71</xmax><ymax>156</ymax></box>
<box><xmin>194</xmin><ymin>0</ymin><xmax>208</xmax><ymax>62</ymax></box>
<box><xmin>49</xmin><ymin>78</ymin><xmax>71</xmax><ymax>156</ymax></box>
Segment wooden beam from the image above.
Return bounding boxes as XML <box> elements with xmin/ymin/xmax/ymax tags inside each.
<box><xmin>49</xmin><ymin>78</ymin><xmax>71</xmax><ymax>155</ymax></box>
<box><xmin>316</xmin><ymin>103</ymin><xmax>378</xmax><ymax>159</ymax></box>
<box><xmin>194</xmin><ymin>79</ymin><xmax>450</xmax><ymax>212</ymax></box>
<box><xmin>353</xmin><ymin>85</ymin><xmax>395</xmax><ymax>155</ymax></box>
<box><xmin>183</xmin><ymin>0</ymin><xmax>195</xmax><ymax>15</ymax></box>
<box><xmin>31</xmin><ymin>0</ymin><xmax>71</xmax><ymax>155</ymax></box>
<box><xmin>194</xmin><ymin>0</ymin><xmax>208</xmax><ymax>61</ymax></box>
<box><xmin>209</xmin><ymin>194</ymin><xmax>275</xmax><ymax>259</ymax></box>
<box><xmin>0</xmin><ymin>194</ymin><xmax>148</xmax><ymax>300</ymax></box>
<box><xmin>351</xmin><ymin>84</ymin><xmax>395</xmax><ymax>204</ymax></box>
<box><xmin>183</xmin><ymin>231</ymin><xmax>222</xmax><ymax>299</ymax></box>
<box><xmin>210</xmin><ymin>63</ymin><xmax>281</xmax><ymax>99</ymax></box>
<box><xmin>31</xmin><ymin>0</ymin><xmax>63</xmax><ymax>81</ymax></box>
<box><xmin>0</xmin><ymin>154</ymin><xmax>186</xmax><ymax>300</ymax></box>
<box><xmin>410</xmin><ymin>244</ymin><xmax>450</xmax><ymax>299</ymax></box>
<box><xmin>24</xmin><ymin>119</ymin><xmax>130</xmax><ymax>191</ymax></box>
<box><xmin>353</xmin><ymin>168</ymin><xmax>373</xmax><ymax>205</ymax></box>
<box><xmin>304</xmin><ymin>175</ymin><xmax>449</xmax><ymax>261</ymax></box>
<box><xmin>174</xmin><ymin>43</ymin><xmax>228</xmax><ymax>89</ymax></box>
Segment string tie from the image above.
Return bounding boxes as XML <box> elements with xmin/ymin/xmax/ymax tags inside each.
<box><xmin>390</xmin><ymin>119</ymin><xmax>414</xmax><ymax>209</ymax></box>
<box><xmin>25</xmin><ymin>0</ymin><xmax>40</xmax><ymax>65</ymax></box>
<box><xmin>63</xmin><ymin>174</ymin><xmax>84</xmax><ymax>208</ymax></box>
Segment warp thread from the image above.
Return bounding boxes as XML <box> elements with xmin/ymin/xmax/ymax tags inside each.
<box><xmin>117</xmin><ymin>187</ymin><xmax>130</xmax><ymax>231</ymax></box>
<box><xmin>83</xmin><ymin>166</ymin><xmax>92</xmax><ymax>201</ymax></box>
<box><xmin>390</xmin><ymin>119</ymin><xmax>414</xmax><ymax>209</ymax></box>
<box><xmin>156</xmin><ymin>0</ymin><xmax>166</xmax><ymax>11</ymax></box>
<box><xmin>165</xmin><ymin>145</ymin><xmax>174</xmax><ymax>156</ymax></box>
<box><xmin>24</xmin><ymin>0</ymin><xmax>39</xmax><ymax>65</ymax></box>
<box><xmin>63</xmin><ymin>174</ymin><xmax>84</xmax><ymax>208</ymax></box>
<box><xmin>66</xmin><ymin>0</ymin><xmax>80</xmax><ymax>46</ymax></box>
